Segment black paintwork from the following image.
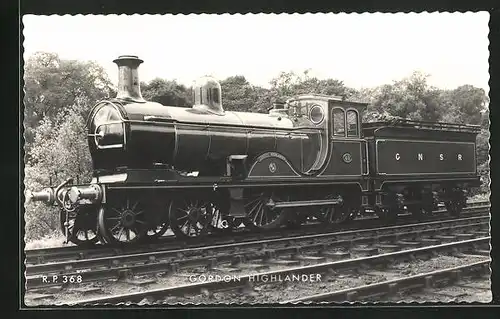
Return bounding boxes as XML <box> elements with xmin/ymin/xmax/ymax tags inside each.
<box><xmin>86</xmin><ymin>96</ymin><xmax>481</xmax><ymax>200</ymax></box>
<box><xmin>376</xmin><ymin>140</ymin><xmax>476</xmax><ymax>175</ymax></box>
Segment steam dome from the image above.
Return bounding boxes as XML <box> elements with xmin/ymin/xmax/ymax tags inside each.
<box><xmin>192</xmin><ymin>76</ymin><xmax>224</xmax><ymax>115</ymax></box>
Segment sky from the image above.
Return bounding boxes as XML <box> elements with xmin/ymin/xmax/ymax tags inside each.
<box><xmin>22</xmin><ymin>13</ymin><xmax>490</xmax><ymax>93</ymax></box>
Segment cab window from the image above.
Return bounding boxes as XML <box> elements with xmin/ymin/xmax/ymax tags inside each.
<box><xmin>347</xmin><ymin>110</ymin><xmax>359</xmax><ymax>137</ymax></box>
<box><xmin>332</xmin><ymin>108</ymin><xmax>345</xmax><ymax>137</ymax></box>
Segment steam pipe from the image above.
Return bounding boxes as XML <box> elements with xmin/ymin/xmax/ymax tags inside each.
<box><xmin>55</xmin><ymin>178</ymin><xmax>73</xmax><ymax>206</ymax></box>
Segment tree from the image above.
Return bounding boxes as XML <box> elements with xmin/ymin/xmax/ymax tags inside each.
<box><xmin>269</xmin><ymin>71</ymin><xmax>304</xmax><ymax>99</ymax></box>
<box><xmin>295</xmin><ymin>77</ymin><xmax>356</xmax><ymax>98</ymax></box>
<box><xmin>141</xmin><ymin>78</ymin><xmax>192</xmax><ymax>107</ymax></box>
<box><xmin>219</xmin><ymin>76</ymin><xmax>255</xmax><ymax>112</ymax></box>
<box><xmin>24</xmin><ymin>102</ymin><xmax>93</xmax><ymax>240</ymax></box>
<box><xmin>365</xmin><ymin>71</ymin><xmax>443</xmax><ymax>122</ymax></box>
<box><xmin>437</xmin><ymin>85</ymin><xmax>489</xmax><ymax>169</ymax></box>
<box><xmin>252</xmin><ymin>86</ymin><xmax>274</xmax><ymax>113</ymax></box>
<box><xmin>219</xmin><ymin>76</ymin><xmax>273</xmax><ymax>113</ymax></box>
<box><xmin>476</xmin><ymin>129</ymin><xmax>490</xmax><ymax>166</ymax></box>
<box><xmin>438</xmin><ymin>85</ymin><xmax>489</xmax><ymax>125</ymax></box>
<box><xmin>24</xmin><ymin>52</ymin><xmax>114</xmax><ymax>152</ymax></box>
<box><xmin>268</xmin><ymin>70</ymin><xmax>354</xmax><ymax>102</ymax></box>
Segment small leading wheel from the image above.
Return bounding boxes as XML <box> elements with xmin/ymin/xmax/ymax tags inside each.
<box><xmin>59</xmin><ymin>207</ymin><xmax>99</xmax><ymax>246</ymax></box>
<box><xmin>243</xmin><ymin>190</ymin><xmax>290</xmax><ymax>230</ymax></box>
<box><xmin>98</xmin><ymin>198</ymin><xmax>148</xmax><ymax>245</ymax></box>
<box><xmin>169</xmin><ymin>198</ymin><xmax>213</xmax><ymax>239</ymax></box>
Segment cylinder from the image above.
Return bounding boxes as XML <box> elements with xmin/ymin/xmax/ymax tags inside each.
<box><xmin>68</xmin><ymin>184</ymin><xmax>102</xmax><ymax>204</ymax></box>
<box><xmin>113</xmin><ymin>55</ymin><xmax>146</xmax><ymax>103</ymax></box>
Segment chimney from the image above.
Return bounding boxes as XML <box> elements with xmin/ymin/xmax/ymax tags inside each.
<box><xmin>113</xmin><ymin>55</ymin><xmax>146</xmax><ymax>103</ymax></box>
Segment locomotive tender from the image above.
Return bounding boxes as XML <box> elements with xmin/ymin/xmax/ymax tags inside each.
<box><xmin>26</xmin><ymin>55</ymin><xmax>481</xmax><ymax>246</ymax></box>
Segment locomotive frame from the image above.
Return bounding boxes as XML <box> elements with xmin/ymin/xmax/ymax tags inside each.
<box><xmin>26</xmin><ymin>55</ymin><xmax>482</xmax><ymax>246</ymax></box>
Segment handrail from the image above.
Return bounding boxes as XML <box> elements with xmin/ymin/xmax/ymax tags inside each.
<box><xmin>363</xmin><ymin>119</ymin><xmax>481</xmax><ymax>133</ymax></box>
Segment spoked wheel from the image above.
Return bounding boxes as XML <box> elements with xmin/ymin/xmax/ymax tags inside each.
<box><xmin>59</xmin><ymin>207</ymin><xmax>99</xmax><ymax>246</ymax></box>
<box><xmin>317</xmin><ymin>194</ymin><xmax>352</xmax><ymax>225</ymax></box>
<box><xmin>318</xmin><ymin>205</ymin><xmax>353</xmax><ymax>225</ymax></box>
<box><xmin>169</xmin><ymin>198</ymin><xmax>213</xmax><ymax>239</ymax></box>
<box><xmin>98</xmin><ymin>198</ymin><xmax>148</xmax><ymax>245</ymax></box>
<box><xmin>243</xmin><ymin>189</ymin><xmax>290</xmax><ymax>230</ymax></box>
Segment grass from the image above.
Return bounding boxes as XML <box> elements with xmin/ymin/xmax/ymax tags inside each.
<box><xmin>24</xmin><ymin>230</ymin><xmax>73</xmax><ymax>250</ymax></box>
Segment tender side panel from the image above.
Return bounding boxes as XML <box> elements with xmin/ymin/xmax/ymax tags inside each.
<box><xmin>376</xmin><ymin>139</ymin><xmax>476</xmax><ymax>175</ymax></box>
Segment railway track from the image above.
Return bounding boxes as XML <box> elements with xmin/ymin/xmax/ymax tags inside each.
<box><xmin>51</xmin><ymin>236</ymin><xmax>490</xmax><ymax>305</ymax></box>
<box><xmin>25</xmin><ymin>200</ymin><xmax>490</xmax><ymax>265</ymax></box>
<box><xmin>283</xmin><ymin>260</ymin><xmax>490</xmax><ymax>303</ymax></box>
<box><xmin>25</xmin><ymin>209</ymin><xmax>490</xmax><ymax>305</ymax></box>
<box><xmin>26</xmin><ymin>214</ymin><xmax>489</xmax><ymax>288</ymax></box>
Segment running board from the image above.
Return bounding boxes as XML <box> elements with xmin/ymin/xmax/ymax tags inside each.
<box><xmin>266</xmin><ymin>198</ymin><xmax>342</xmax><ymax>209</ymax></box>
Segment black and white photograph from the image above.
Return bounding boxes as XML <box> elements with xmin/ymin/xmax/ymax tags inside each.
<box><xmin>21</xmin><ymin>12</ymin><xmax>491</xmax><ymax>306</ymax></box>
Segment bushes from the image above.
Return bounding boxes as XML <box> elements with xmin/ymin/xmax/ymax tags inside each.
<box><xmin>23</xmin><ymin>166</ymin><xmax>61</xmax><ymax>241</ymax></box>
<box><xmin>477</xmin><ymin>161</ymin><xmax>491</xmax><ymax>195</ymax></box>
<box><xmin>24</xmin><ymin>104</ymin><xmax>92</xmax><ymax>241</ymax></box>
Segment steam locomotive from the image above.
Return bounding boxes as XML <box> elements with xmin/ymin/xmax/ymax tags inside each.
<box><xmin>26</xmin><ymin>55</ymin><xmax>481</xmax><ymax>246</ymax></box>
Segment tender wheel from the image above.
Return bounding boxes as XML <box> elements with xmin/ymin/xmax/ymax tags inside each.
<box><xmin>243</xmin><ymin>189</ymin><xmax>290</xmax><ymax>230</ymax></box>
<box><xmin>445</xmin><ymin>188</ymin><xmax>466</xmax><ymax>217</ymax></box>
<box><xmin>98</xmin><ymin>198</ymin><xmax>148</xmax><ymax>244</ymax></box>
<box><xmin>59</xmin><ymin>207</ymin><xmax>99</xmax><ymax>246</ymax></box>
<box><xmin>445</xmin><ymin>200</ymin><xmax>464</xmax><ymax>217</ymax></box>
<box><xmin>169</xmin><ymin>197</ymin><xmax>213</xmax><ymax>238</ymax></box>
<box><xmin>378</xmin><ymin>192</ymin><xmax>402</xmax><ymax>223</ymax></box>
<box><xmin>378</xmin><ymin>206</ymin><xmax>398</xmax><ymax>223</ymax></box>
<box><xmin>408</xmin><ymin>205</ymin><xmax>427</xmax><ymax>220</ymax></box>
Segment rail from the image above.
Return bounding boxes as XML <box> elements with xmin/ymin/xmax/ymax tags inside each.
<box><xmin>63</xmin><ymin>237</ymin><xmax>490</xmax><ymax>305</ymax></box>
